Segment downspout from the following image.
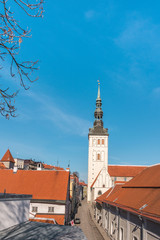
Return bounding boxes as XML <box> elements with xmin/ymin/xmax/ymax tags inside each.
<box><xmin>139</xmin><ymin>215</ymin><xmax>144</xmax><ymax>240</ymax></box>
<box><xmin>116</xmin><ymin>207</ymin><xmax>120</xmax><ymax>240</ymax></box>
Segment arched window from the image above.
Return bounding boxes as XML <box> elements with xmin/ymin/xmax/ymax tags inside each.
<box><xmin>97</xmin><ymin>153</ymin><xmax>101</xmax><ymax>160</ymax></box>
<box><xmin>98</xmin><ymin>190</ymin><xmax>102</xmax><ymax>195</ymax></box>
<box><xmin>120</xmin><ymin>228</ymin><xmax>123</xmax><ymax>240</ymax></box>
<box><xmin>133</xmin><ymin>237</ymin><xmax>138</xmax><ymax>240</ymax></box>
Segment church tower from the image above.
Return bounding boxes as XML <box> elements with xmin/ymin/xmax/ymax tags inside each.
<box><xmin>87</xmin><ymin>81</ymin><xmax>111</xmax><ymax>202</ymax></box>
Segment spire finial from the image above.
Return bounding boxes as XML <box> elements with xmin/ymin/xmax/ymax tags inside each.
<box><xmin>97</xmin><ymin>80</ymin><xmax>100</xmax><ymax>99</ymax></box>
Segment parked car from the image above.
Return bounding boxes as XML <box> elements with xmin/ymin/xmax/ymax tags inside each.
<box><xmin>74</xmin><ymin>218</ymin><xmax>81</xmax><ymax>224</ymax></box>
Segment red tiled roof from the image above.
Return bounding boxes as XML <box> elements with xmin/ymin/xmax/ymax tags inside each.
<box><xmin>124</xmin><ymin>164</ymin><xmax>160</xmax><ymax>187</ymax></box>
<box><xmin>108</xmin><ymin>165</ymin><xmax>146</xmax><ymax>177</ymax></box>
<box><xmin>30</xmin><ymin>218</ymin><xmax>56</xmax><ymax>224</ymax></box>
<box><xmin>53</xmin><ymin>166</ymin><xmax>64</xmax><ymax>171</ymax></box>
<box><xmin>0</xmin><ymin>169</ymin><xmax>69</xmax><ymax>201</ymax></box>
<box><xmin>96</xmin><ymin>164</ymin><xmax>160</xmax><ymax>222</ymax></box>
<box><xmin>1</xmin><ymin>149</ymin><xmax>15</xmax><ymax>163</ymax></box>
<box><xmin>96</xmin><ymin>184</ymin><xmax>123</xmax><ymax>204</ymax></box>
<box><xmin>35</xmin><ymin>214</ymin><xmax>65</xmax><ymax>225</ymax></box>
<box><xmin>0</xmin><ymin>162</ymin><xmax>6</xmax><ymax>169</ymax></box>
<box><xmin>43</xmin><ymin>164</ymin><xmax>64</xmax><ymax>171</ymax></box>
<box><xmin>43</xmin><ymin>164</ymin><xmax>54</xmax><ymax>169</ymax></box>
<box><xmin>79</xmin><ymin>182</ymin><xmax>87</xmax><ymax>186</ymax></box>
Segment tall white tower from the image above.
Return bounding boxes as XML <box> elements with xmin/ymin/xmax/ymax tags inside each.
<box><xmin>87</xmin><ymin>81</ymin><xmax>110</xmax><ymax>202</ymax></box>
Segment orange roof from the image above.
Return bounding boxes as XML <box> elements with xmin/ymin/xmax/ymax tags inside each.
<box><xmin>53</xmin><ymin>166</ymin><xmax>64</xmax><ymax>171</ymax></box>
<box><xmin>79</xmin><ymin>182</ymin><xmax>87</xmax><ymax>186</ymax></box>
<box><xmin>43</xmin><ymin>164</ymin><xmax>64</xmax><ymax>171</ymax></box>
<box><xmin>96</xmin><ymin>184</ymin><xmax>123</xmax><ymax>204</ymax></box>
<box><xmin>1</xmin><ymin>149</ymin><xmax>15</xmax><ymax>163</ymax></box>
<box><xmin>0</xmin><ymin>169</ymin><xmax>69</xmax><ymax>201</ymax></box>
<box><xmin>108</xmin><ymin>165</ymin><xmax>146</xmax><ymax>177</ymax></box>
<box><xmin>96</xmin><ymin>164</ymin><xmax>160</xmax><ymax>222</ymax></box>
<box><xmin>43</xmin><ymin>164</ymin><xmax>54</xmax><ymax>169</ymax></box>
<box><xmin>124</xmin><ymin>164</ymin><xmax>160</xmax><ymax>187</ymax></box>
<box><xmin>0</xmin><ymin>162</ymin><xmax>6</xmax><ymax>169</ymax></box>
<box><xmin>35</xmin><ymin>214</ymin><xmax>65</xmax><ymax>225</ymax></box>
<box><xmin>30</xmin><ymin>218</ymin><xmax>56</xmax><ymax>224</ymax></box>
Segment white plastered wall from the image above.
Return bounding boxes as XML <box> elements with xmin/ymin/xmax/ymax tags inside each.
<box><xmin>87</xmin><ymin>135</ymin><xmax>109</xmax><ymax>202</ymax></box>
<box><xmin>29</xmin><ymin>202</ymin><xmax>65</xmax><ymax>218</ymax></box>
<box><xmin>0</xmin><ymin>198</ymin><xmax>30</xmax><ymax>230</ymax></box>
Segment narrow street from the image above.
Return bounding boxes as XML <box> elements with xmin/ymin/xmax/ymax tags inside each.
<box><xmin>75</xmin><ymin>199</ymin><xmax>110</xmax><ymax>240</ymax></box>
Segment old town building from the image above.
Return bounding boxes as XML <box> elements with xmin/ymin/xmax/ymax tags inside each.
<box><xmin>95</xmin><ymin>164</ymin><xmax>160</xmax><ymax>240</ymax></box>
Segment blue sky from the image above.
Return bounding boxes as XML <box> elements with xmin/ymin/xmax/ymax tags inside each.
<box><xmin>1</xmin><ymin>0</ymin><xmax>160</xmax><ymax>182</ymax></box>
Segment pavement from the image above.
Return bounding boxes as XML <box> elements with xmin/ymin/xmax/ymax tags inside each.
<box><xmin>75</xmin><ymin>198</ymin><xmax>110</xmax><ymax>240</ymax></box>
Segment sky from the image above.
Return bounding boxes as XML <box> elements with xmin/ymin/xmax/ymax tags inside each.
<box><xmin>1</xmin><ymin>0</ymin><xmax>160</xmax><ymax>182</ymax></box>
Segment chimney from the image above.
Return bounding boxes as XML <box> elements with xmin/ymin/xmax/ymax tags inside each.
<box><xmin>13</xmin><ymin>166</ymin><xmax>18</xmax><ymax>173</ymax></box>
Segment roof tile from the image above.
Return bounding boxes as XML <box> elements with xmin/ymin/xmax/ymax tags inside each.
<box><xmin>1</xmin><ymin>149</ymin><xmax>15</xmax><ymax>163</ymax></box>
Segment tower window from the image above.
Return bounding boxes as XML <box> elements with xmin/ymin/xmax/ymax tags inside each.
<box><xmin>97</xmin><ymin>139</ymin><xmax>100</xmax><ymax>145</ymax></box>
<box><xmin>97</xmin><ymin>153</ymin><xmax>101</xmax><ymax>160</ymax></box>
<box><xmin>102</xmin><ymin>139</ymin><xmax>104</xmax><ymax>145</ymax></box>
<box><xmin>98</xmin><ymin>190</ymin><xmax>102</xmax><ymax>195</ymax></box>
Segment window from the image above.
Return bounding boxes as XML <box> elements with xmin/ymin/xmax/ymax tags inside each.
<box><xmin>102</xmin><ymin>139</ymin><xmax>104</xmax><ymax>145</ymax></box>
<box><xmin>103</xmin><ymin>184</ymin><xmax>105</xmax><ymax>187</ymax></box>
<box><xmin>48</xmin><ymin>207</ymin><xmax>54</xmax><ymax>213</ymax></box>
<box><xmin>98</xmin><ymin>190</ymin><xmax>102</xmax><ymax>195</ymax></box>
<box><xmin>124</xmin><ymin>177</ymin><xmax>127</xmax><ymax>181</ymax></box>
<box><xmin>97</xmin><ymin>139</ymin><xmax>100</xmax><ymax>145</ymax></box>
<box><xmin>32</xmin><ymin>206</ymin><xmax>38</xmax><ymax>212</ymax></box>
<box><xmin>114</xmin><ymin>177</ymin><xmax>117</xmax><ymax>181</ymax></box>
<box><xmin>97</xmin><ymin>153</ymin><xmax>101</xmax><ymax>160</ymax></box>
<box><xmin>111</xmin><ymin>221</ymin><xmax>114</xmax><ymax>234</ymax></box>
<box><xmin>133</xmin><ymin>237</ymin><xmax>138</xmax><ymax>240</ymax></box>
<box><xmin>120</xmin><ymin>228</ymin><xmax>123</xmax><ymax>240</ymax></box>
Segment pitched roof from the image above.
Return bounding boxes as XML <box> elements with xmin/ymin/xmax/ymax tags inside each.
<box><xmin>1</xmin><ymin>149</ymin><xmax>15</xmax><ymax>163</ymax></box>
<box><xmin>96</xmin><ymin>184</ymin><xmax>123</xmax><ymax>204</ymax></box>
<box><xmin>35</xmin><ymin>214</ymin><xmax>65</xmax><ymax>225</ymax></box>
<box><xmin>108</xmin><ymin>165</ymin><xmax>146</xmax><ymax>177</ymax></box>
<box><xmin>0</xmin><ymin>169</ymin><xmax>69</xmax><ymax>201</ymax></box>
<box><xmin>43</xmin><ymin>164</ymin><xmax>64</xmax><ymax>171</ymax></box>
<box><xmin>124</xmin><ymin>164</ymin><xmax>160</xmax><ymax>187</ymax></box>
<box><xmin>96</xmin><ymin>164</ymin><xmax>160</xmax><ymax>222</ymax></box>
<box><xmin>79</xmin><ymin>182</ymin><xmax>87</xmax><ymax>186</ymax></box>
<box><xmin>30</xmin><ymin>218</ymin><xmax>56</xmax><ymax>224</ymax></box>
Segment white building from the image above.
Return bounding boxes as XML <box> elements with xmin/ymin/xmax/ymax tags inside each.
<box><xmin>0</xmin><ymin>193</ymin><xmax>32</xmax><ymax>230</ymax></box>
<box><xmin>87</xmin><ymin>82</ymin><xmax>112</xmax><ymax>202</ymax></box>
<box><xmin>0</xmin><ymin>169</ymin><xmax>71</xmax><ymax>225</ymax></box>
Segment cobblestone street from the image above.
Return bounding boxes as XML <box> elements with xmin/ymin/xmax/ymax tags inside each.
<box><xmin>75</xmin><ymin>199</ymin><xmax>110</xmax><ymax>240</ymax></box>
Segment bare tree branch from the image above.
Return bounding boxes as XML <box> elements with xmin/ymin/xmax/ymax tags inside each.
<box><xmin>0</xmin><ymin>0</ymin><xmax>44</xmax><ymax>119</ymax></box>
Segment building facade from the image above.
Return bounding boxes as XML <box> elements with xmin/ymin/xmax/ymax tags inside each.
<box><xmin>0</xmin><ymin>169</ymin><xmax>71</xmax><ymax>225</ymax></box>
<box><xmin>87</xmin><ymin>82</ymin><xmax>112</xmax><ymax>202</ymax></box>
<box><xmin>95</xmin><ymin>164</ymin><xmax>160</xmax><ymax>240</ymax></box>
